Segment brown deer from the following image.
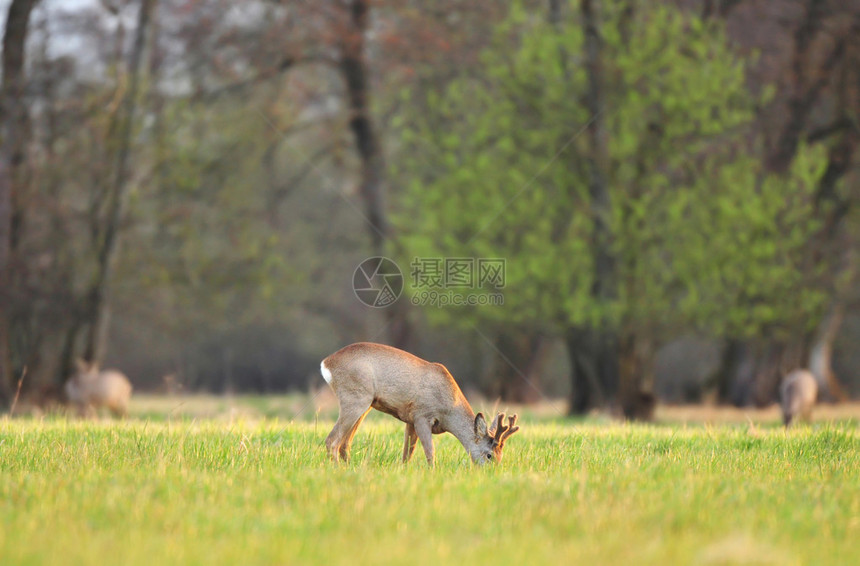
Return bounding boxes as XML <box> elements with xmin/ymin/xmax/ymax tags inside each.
<box><xmin>320</xmin><ymin>342</ymin><xmax>520</xmax><ymax>465</ymax></box>
<box><xmin>65</xmin><ymin>359</ymin><xmax>133</xmax><ymax>418</ymax></box>
<box><xmin>780</xmin><ymin>369</ymin><xmax>818</xmax><ymax>428</ymax></box>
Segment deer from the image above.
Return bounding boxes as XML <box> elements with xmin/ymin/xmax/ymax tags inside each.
<box><xmin>320</xmin><ymin>342</ymin><xmax>520</xmax><ymax>466</ymax></box>
<box><xmin>65</xmin><ymin>359</ymin><xmax>133</xmax><ymax>418</ymax></box>
<box><xmin>780</xmin><ymin>369</ymin><xmax>818</xmax><ymax>428</ymax></box>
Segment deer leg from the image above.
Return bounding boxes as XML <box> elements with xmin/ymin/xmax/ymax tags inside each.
<box><xmin>402</xmin><ymin>423</ymin><xmax>418</xmax><ymax>463</ymax></box>
<box><xmin>413</xmin><ymin>419</ymin><xmax>435</xmax><ymax>466</ymax></box>
<box><xmin>326</xmin><ymin>399</ymin><xmax>372</xmax><ymax>462</ymax></box>
<box><xmin>339</xmin><ymin>408</ymin><xmax>371</xmax><ymax>462</ymax></box>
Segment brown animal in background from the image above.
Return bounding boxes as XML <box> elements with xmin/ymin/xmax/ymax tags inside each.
<box><xmin>780</xmin><ymin>369</ymin><xmax>818</xmax><ymax>428</ymax></box>
<box><xmin>320</xmin><ymin>342</ymin><xmax>520</xmax><ymax>465</ymax></box>
<box><xmin>65</xmin><ymin>359</ymin><xmax>133</xmax><ymax>418</ymax></box>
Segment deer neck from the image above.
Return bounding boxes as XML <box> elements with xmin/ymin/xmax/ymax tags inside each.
<box><xmin>443</xmin><ymin>402</ymin><xmax>480</xmax><ymax>456</ymax></box>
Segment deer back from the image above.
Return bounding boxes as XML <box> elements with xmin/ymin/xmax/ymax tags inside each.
<box><xmin>323</xmin><ymin>343</ymin><xmax>468</xmax><ymax>415</ymax></box>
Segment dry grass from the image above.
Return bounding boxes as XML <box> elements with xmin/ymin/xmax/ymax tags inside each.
<box><xmin>17</xmin><ymin>391</ymin><xmax>860</xmax><ymax>428</ymax></box>
<box><xmin>125</xmin><ymin>394</ymin><xmax>860</xmax><ymax>428</ymax></box>
<box><xmin>656</xmin><ymin>402</ymin><xmax>860</xmax><ymax>425</ymax></box>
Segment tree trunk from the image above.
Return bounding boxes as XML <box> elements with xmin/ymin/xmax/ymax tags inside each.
<box><xmin>701</xmin><ymin>0</ymin><xmax>744</xmax><ymax>20</ymax></box>
<box><xmin>766</xmin><ymin>0</ymin><xmax>840</xmax><ymax>174</ymax></box>
<box><xmin>548</xmin><ymin>1</ymin><xmax>619</xmax><ymax>416</ymax></box>
<box><xmin>0</xmin><ymin>0</ymin><xmax>38</xmax><ymax>407</ymax></box>
<box><xmin>58</xmin><ymin>322</ymin><xmax>81</xmax><ymax>387</ymax></box>
<box><xmin>710</xmin><ymin>339</ymin><xmax>748</xmax><ymax>405</ymax></box>
<box><xmin>548</xmin><ymin>0</ymin><xmax>562</xmax><ymax>24</ymax></box>
<box><xmin>579</xmin><ymin>0</ymin><xmax>619</xmax><ymax>413</ymax></box>
<box><xmin>339</xmin><ymin>0</ymin><xmax>411</xmax><ymax>350</ymax></box>
<box><xmin>81</xmin><ymin>0</ymin><xmax>154</xmax><ymax>364</ymax></box>
<box><xmin>748</xmin><ymin>341</ymin><xmax>800</xmax><ymax>407</ymax></box>
<box><xmin>715</xmin><ymin>338</ymin><xmax>806</xmax><ymax>407</ymax></box>
<box><xmin>809</xmin><ymin>305</ymin><xmax>847</xmax><ymax>402</ymax></box>
<box><xmin>565</xmin><ymin>326</ymin><xmax>605</xmax><ymax>415</ymax></box>
<box><xmin>489</xmin><ymin>330</ymin><xmax>546</xmax><ymax>404</ymax></box>
<box><xmin>618</xmin><ymin>331</ymin><xmax>655</xmax><ymax>421</ymax></box>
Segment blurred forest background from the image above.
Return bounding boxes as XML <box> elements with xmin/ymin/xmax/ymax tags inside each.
<box><xmin>1</xmin><ymin>0</ymin><xmax>859</xmax><ymax>418</ymax></box>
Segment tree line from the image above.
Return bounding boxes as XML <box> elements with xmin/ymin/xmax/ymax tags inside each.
<box><xmin>0</xmin><ymin>0</ymin><xmax>858</xmax><ymax>416</ymax></box>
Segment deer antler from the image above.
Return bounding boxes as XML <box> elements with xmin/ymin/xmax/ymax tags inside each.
<box><xmin>491</xmin><ymin>412</ymin><xmax>510</xmax><ymax>445</ymax></box>
<box><xmin>490</xmin><ymin>412</ymin><xmax>504</xmax><ymax>435</ymax></box>
<box><xmin>499</xmin><ymin>414</ymin><xmax>519</xmax><ymax>445</ymax></box>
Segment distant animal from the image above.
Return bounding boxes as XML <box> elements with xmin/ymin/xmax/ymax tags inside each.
<box><xmin>65</xmin><ymin>359</ymin><xmax>133</xmax><ymax>418</ymax></box>
<box><xmin>320</xmin><ymin>342</ymin><xmax>520</xmax><ymax>465</ymax></box>
<box><xmin>780</xmin><ymin>369</ymin><xmax>818</xmax><ymax>428</ymax></box>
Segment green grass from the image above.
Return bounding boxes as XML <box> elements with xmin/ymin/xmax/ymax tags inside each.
<box><xmin>1</xmin><ymin>416</ymin><xmax>858</xmax><ymax>565</ymax></box>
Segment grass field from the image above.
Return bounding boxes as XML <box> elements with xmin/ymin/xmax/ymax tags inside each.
<box><xmin>1</xmin><ymin>399</ymin><xmax>859</xmax><ymax>565</ymax></box>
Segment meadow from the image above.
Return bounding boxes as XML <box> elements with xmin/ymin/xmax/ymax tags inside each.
<box><xmin>1</xmin><ymin>398</ymin><xmax>858</xmax><ymax>565</ymax></box>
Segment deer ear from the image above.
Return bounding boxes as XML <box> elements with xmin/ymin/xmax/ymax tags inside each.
<box><xmin>75</xmin><ymin>358</ymin><xmax>88</xmax><ymax>372</ymax></box>
<box><xmin>474</xmin><ymin>413</ymin><xmax>488</xmax><ymax>437</ymax></box>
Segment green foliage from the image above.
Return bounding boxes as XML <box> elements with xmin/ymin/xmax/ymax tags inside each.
<box><xmin>391</xmin><ymin>1</ymin><xmax>827</xmax><ymax>341</ymax></box>
<box><xmin>1</xmin><ymin>419</ymin><xmax>858</xmax><ymax>565</ymax></box>
<box><xmin>122</xmin><ymin>97</ymin><xmax>295</xmax><ymax>333</ymax></box>
<box><xmin>665</xmin><ymin>144</ymin><xmax>829</xmax><ymax>338</ymax></box>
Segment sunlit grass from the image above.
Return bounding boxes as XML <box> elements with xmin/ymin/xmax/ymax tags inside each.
<box><xmin>1</xmin><ymin>417</ymin><xmax>857</xmax><ymax>565</ymax></box>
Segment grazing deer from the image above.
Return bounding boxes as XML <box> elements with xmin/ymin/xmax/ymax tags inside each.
<box><xmin>65</xmin><ymin>359</ymin><xmax>133</xmax><ymax>418</ymax></box>
<box><xmin>780</xmin><ymin>369</ymin><xmax>818</xmax><ymax>428</ymax></box>
<box><xmin>320</xmin><ymin>342</ymin><xmax>520</xmax><ymax>465</ymax></box>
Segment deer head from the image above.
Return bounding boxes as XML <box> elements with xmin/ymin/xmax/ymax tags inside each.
<box><xmin>72</xmin><ymin>359</ymin><xmax>99</xmax><ymax>382</ymax></box>
<box><xmin>473</xmin><ymin>412</ymin><xmax>520</xmax><ymax>464</ymax></box>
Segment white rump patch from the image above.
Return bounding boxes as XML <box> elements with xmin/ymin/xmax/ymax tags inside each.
<box><xmin>320</xmin><ymin>361</ymin><xmax>333</xmax><ymax>384</ymax></box>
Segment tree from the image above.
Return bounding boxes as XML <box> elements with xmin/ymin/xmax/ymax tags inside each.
<box><xmin>0</xmin><ymin>0</ymin><xmax>39</xmax><ymax>406</ymax></box>
<box><xmin>704</xmin><ymin>0</ymin><xmax>860</xmax><ymax>404</ymax></box>
<box><xmin>80</xmin><ymin>0</ymin><xmax>156</xmax><ymax>365</ymax></box>
<box><xmin>336</xmin><ymin>0</ymin><xmax>412</xmax><ymax>349</ymax></box>
<box><xmin>576</xmin><ymin>0</ymin><xmax>619</xmax><ymax>414</ymax></box>
<box><xmin>392</xmin><ymin>1</ymin><xmax>829</xmax><ymax>416</ymax></box>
